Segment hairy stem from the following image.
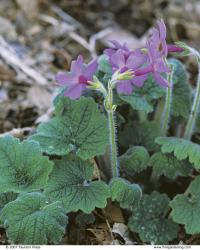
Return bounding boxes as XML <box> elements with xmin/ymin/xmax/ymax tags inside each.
<box><xmin>184</xmin><ymin>56</ymin><xmax>200</xmax><ymax>140</ymax></box>
<box><xmin>107</xmin><ymin>111</ymin><xmax>118</xmax><ymax>177</ymax></box>
<box><xmin>105</xmin><ymin>81</ymin><xmax>119</xmax><ymax>178</ymax></box>
<box><xmin>161</xmin><ymin>65</ymin><xmax>174</xmax><ymax>136</ymax></box>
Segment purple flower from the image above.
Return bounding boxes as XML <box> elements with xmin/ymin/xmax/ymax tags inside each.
<box><xmin>104</xmin><ymin>40</ymin><xmax>131</xmax><ymax>59</ymax></box>
<box><xmin>146</xmin><ymin>19</ymin><xmax>167</xmax><ymax>60</ymax></box>
<box><xmin>135</xmin><ymin>20</ymin><xmax>170</xmax><ymax>87</ymax></box>
<box><xmin>56</xmin><ymin>55</ymin><xmax>98</xmax><ymax>99</ymax></box>
<box><xmin>109</xmin><ymin>49</ymin><xmax>147</xmax><ymax>94</ymax></box>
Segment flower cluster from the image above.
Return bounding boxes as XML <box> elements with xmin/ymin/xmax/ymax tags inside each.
<box><xmin>56</xmin><ymin>19</ymin><xmax>183</xmax><ymax>99</ymax></box>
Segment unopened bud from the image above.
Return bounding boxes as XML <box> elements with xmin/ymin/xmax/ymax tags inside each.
<box><xmin>175</xmin><ymin>42</ymin><xmax>199</xmax><ymax>58</ymax></box>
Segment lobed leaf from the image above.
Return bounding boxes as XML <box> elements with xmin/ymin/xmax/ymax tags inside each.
<box><xmin>156</xmin><ymin>137</ymin><xmax>200</xmax><ymax>169</ymax></box>
<box><xmin>128</xmin><ymin>191</ymin><xmax>179</xmax><ymax>244</ymax></box>
<box><xmin>0</xmin><ymin>192</ymin><xmax>67</xmax><ymax>245</ymax></box>
<box><xmin>119</xmin><ymin>146</ymin><xmax>149</xmax><ymax>175</ymax></box>
<box><xmin>44</xmin><ymin>155</ymin><xmax>110</xmax><ymax>213</ymax></box>
<box><xmin>0</xmin><ymin>192</ymin><xmax>18</xmax><ymax>226</ymax></box>
<box><xmin>170</xmin><ymin>176</ymin><xmax>200</xmax><ymax>234</ymax></box>
<box><xmin>149</xmin><ymin>152</ymin><xmax>192</xmax><ymax>179</ymax></box>
<box><xmin>0</xmin><ymin>136</ymin><xmax>53</xmax><ymax>193</ymax></box>
<box><xmin>0</xmin><ymin>192</ymin><xmax>18</xmax><ymax>210</ymax></box>
<box><xmin>30</xmin><ymin>97</ymin><xmax>109</xmax><ymax>160</ymax></box>
<box><xmin>110</xmin><ymin>177</ymin><xmax>142</xmax><ymax>209</ymax></box>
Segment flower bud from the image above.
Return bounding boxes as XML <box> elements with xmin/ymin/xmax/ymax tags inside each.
<box><xmin>175</xmin><ymin>42</ymin><xmax>199</xmax><ymax>58</ymax></box>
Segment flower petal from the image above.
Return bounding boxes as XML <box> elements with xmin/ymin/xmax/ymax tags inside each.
<box><xmin>104</xmin><ymin>48</ymin><xmax>115</xmax><ymax>57</ymax></box>
<box><xmin>132</xmin><ymin>75</ymin><xmax>147</xmax><ymax>87</ymax></box>
<box><xmin>84</xmin><ymin>59</ymin><xmax>98</xmax><ymax>79</ymax></box>
<box><xmin>126</xmin><ymin>50</ymin><xmax>147</xmax><ymax>69</ymax></box>
<box><xmin>55</xmin><ymin>72</ymin><xmax>78</xmax><ymax>86</ymax></box>
<box><xmin>64</xmin><ymin>84</ymin><xmax>85</xmax><ymax>99</ymax></box>
<box><xmin>157</xmin><ymin>19</ymin><xmax>166</xmax><ymax>40</ymax></box>
<box><xmin>70</xmin><ymin>55</ymin><xmax>84</xmax><ymax>75</ymax></box>
<box><xmin>110</xmin><ymin>50</ymin><xmax>126</xmax><ymax>69</ymax></box>
<box><xmin>116</xmin><ymin>80</ymin><xmax>133</xmax><ymax>95</ymax></box>
<box><xmin>109</xmin><ymin>40</ymin><xmax>129</xmax><ymax>51</ymax></box>
<box><xmin>154</xmin><ymin>59</ymin><xmax>170</xmax><ymax>73</ymax></box>
<box><xmin>153</xmin><ymin>73</ymin><xmax>168</xmax><ymax>87</ymax></box>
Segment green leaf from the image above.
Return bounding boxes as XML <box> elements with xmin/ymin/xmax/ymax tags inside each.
<box><xmin>0</xmin><ymin>192</ymin><xmax>67</xmax><ymax>244</ymax></box>
<box><xmin>156</xmin><ymin>137</ymin><xmax>200</xmax><ymax>169</ymax></box>
<box><xmin>97</xmin><ymin>55</ymin><xmax>112</xmax><ymax>75</ymax></box>
<box><xmin>30</xmin><ymin>97</ymin><xmax>109</xmax><ymax>160</ymax></box>
<box><xmin>44</xmin><ymin>155</ymin><xmax>110</xmax><ymax>213</ymax></box>
<box><xmin>128</xmin><ymin>191</ymin><xmax>179</xmax><ymax>244</ymax></box>
<box><xmin>110</xmin><ymin>178</ymin><xmax>142</xmax><ymax>209</ymax></box>
<box><xmin>0</xmin><ymin>192</ymin><xmax>18</xmax><ymax>225</ymax></box>
<box><xmin>0</xmin><ymin>193</ymin><xmax>18</xmax><ymax>210</ymax></box>
<box><xmin>149</xmin><ymin>152</ymin><xmax>192</xmax><ymax>179</ymax></box>
<box><xmin>119</xmin><ymin>75</ymin><xmax>165</xmax><ymax>113</ymax></box>
<box><xmin>119</xmin><ymin>121</ymin><xmax>160</xmax><ymax>151</ymax></box>
<box><xmin>168</xmin><ymin>59</ymin><xmax>191</xmax><ymax>118</ymax></box>
<box><xmin>170</xmin><ymin>175</ymin><xmax>200</xmax><ymax>234</ymax></box>
<box><xmin>119</xmin><ymin>146</ymin><xmax>149</xmax><ymax>175</ymax></box>
<box><xmin>0</xmin><ymin>136</ymin><xmax>53</xmax><ymax>193</ymax></box>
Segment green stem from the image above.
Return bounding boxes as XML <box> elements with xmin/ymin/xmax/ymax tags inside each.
<box><xmin>184</xmin><ymin>57</ymin><xmax>200</xmax><ymax>140</ymax></box>
<box><xmin>138</xmin><ymin>110</ymin><xmax>147</xmax><ymax>122</ymax></box>
<box><xmin>107</xmin><ymin>110</ymin><xmax>118</xmax><ymax>177</ymax></box>
<box><xmin>105</xmin><ymin>81</ymin><xmax>119</xmax><ymax>178</ymax></box>
<box><xmin>161</xmin><ymin>65</ymin><xmax>174</xmax><ymax>136</ymax></box>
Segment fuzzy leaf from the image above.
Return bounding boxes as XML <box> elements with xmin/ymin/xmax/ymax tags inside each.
<box><xmin>44</xmin><ymin>155</ymin><xmax>110</xmax><ymax>213</ymax></box>
<box><xmin>149</xmin><ymin>152</ymin><xmax>192</xmax><ymax>179</ymax></box>
<box><xmin>30</xmin><ymin>97</ymin><xmax>109</xmax><ymax>160</ymax></box>
<box><xmin>0</xmin><ymin>192</ymin><xmax>67</xmax><ymax>244</ymax></box>
<box><xmin>156</xmin><ymin>137</ymin><xmax>200</xmax><ymax>169</ymax></box>
<box><xmin>119</xmin><ymin>146</ymin><xmax>149</xmax><ymax>175</ymax></box>
<box><xmin>119</xmin><ymin>75</ymin><xmax>165</xmax><ymax>113</ymax></box>
<box><xmin>110</xmin><ymin>178</ymin><xmax>142</xmax><ymax>209</ymax></box>
<box><xmin>120</xmin><ymin>121</ymin><xmax>160</xmax><ymax>151</ymax></box>
<box><xmin>128</xmin><ymin>191</ymin><xmax>179</xmax><ymax>244</ymax></box>
<box><xmin>168</xmin><ymin>59</ymin><xmax>191</xmax><ymax>118</ymax></box>
<box><xmin>0</xmin><ymin>192</ymin><xmax>18</xmax><ymax>225</ymax></box>
<box><xmin>0</xmin><ymin>193</ymin><xmax>18</xmax><ymax>210</ymax></box>
<box><xmin>0</xmin><ymin>136</ymin><xmax>53</xmax><ymax>193</ymax></box>
<box><xmin>170</xmin><ymin>176</ymin><xmax>200</xmax><ymax>234</ymax></box>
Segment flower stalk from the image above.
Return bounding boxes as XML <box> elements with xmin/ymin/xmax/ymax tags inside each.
<box><xmin>184</xmin><ymin>55</ymin><xmax>200</xmax><ymax>140</ymax></box>
<box><xmin>105</xmin><ymin>80</ymin><xmax>119</xmax><ymax>178</ymax></box>
<box><xmin>161</xmin><ymin>65</ymin><xmax>174</xmax><ymax>136</ymax></box>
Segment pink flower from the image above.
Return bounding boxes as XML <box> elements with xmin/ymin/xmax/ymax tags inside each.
<box><xmin>104</xmin><ymin>40</ymin><xmax>131</xmax><ymax>59</ymax></box>
<box><xmin>106</xmin><ymin>48</ymin><xmax>147</xmax><ymax>95</ymax></box>
<box><xmin>135</xmin><ymin>20</ymin><xmax>170</xmax><ymax>87</ymax></box>
<box><xmin>56</xmin><ymin>55</ymin><xmax>98</xmax><ymax>99</ymax></box>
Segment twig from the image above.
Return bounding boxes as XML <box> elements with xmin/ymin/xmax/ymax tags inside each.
<box><xmin>51</xmin><ymin>5</ymin><xmax>85</xmax><ymax>30</ymax></box>
<box><xmin>48</xmin><ymin>8</ymin><xmax>112</xmax><ymax>58</ymax></box>
<box><xmin>0</xmin><ymin>37</ymin><xmax>48</xmax><ymax>85</ymax></box>
<box><xmin>89</xmin><ymin>28</ymin><xmax>112</xmax><ymax>57</ymax></box>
